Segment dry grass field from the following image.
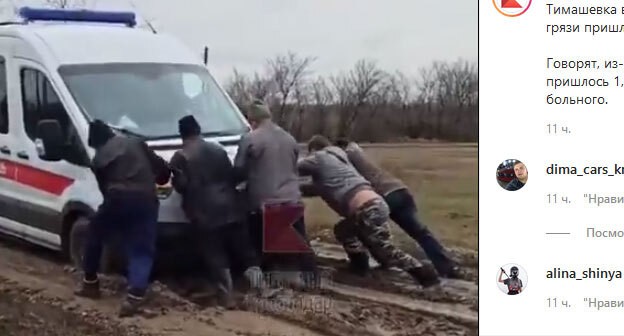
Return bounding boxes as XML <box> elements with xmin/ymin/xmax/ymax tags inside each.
<box><xmin>304</xmin><ymin>143</ymin><xmax>478</xmax><ymax>252</ymax></box>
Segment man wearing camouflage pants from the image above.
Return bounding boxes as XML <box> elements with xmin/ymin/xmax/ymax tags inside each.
<box><xmin>297</xmin><ymin>135</ymin><xmax>440</xmax><ymax>288</ymax></box>
<box><xmin>333</xmin><ymin>139</ymin><xmax>460</xmax><ymax>278</ymax></box>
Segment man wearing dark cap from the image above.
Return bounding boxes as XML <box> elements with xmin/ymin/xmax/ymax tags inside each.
<box><xmin>75</xmin><ymin>120</ymin><xmax>170</xmax><ymax>317</ymax></box>
<box><xmin>169</xmin><ymin>115</ymin><xmax>270</xmax><ymax>308</ymax></box>
<box><xmin>234</xmin><ymin>99</ymin><xmax>318</xmax><ymax>289</ymax></box>
<box><xmin>333</xmin><ymin>138</ymin><xmax>461</xmax><ymax>278</ymax></box>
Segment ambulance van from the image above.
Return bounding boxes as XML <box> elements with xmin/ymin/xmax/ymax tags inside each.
<box><xmin>0</xmin><ymin>7</ymin><xmax>249</xmax><ymax>269</ymax></box>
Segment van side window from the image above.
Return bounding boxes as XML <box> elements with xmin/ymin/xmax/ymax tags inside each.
<box><xmin>0</xmin><ymin>58</ymin><xmax>7</xmax><ymax>134</ymax></box>
<box><xmin>21</xmin><ymin>68</ymin><xmax>88</xmax><ymax>166</ymax></box>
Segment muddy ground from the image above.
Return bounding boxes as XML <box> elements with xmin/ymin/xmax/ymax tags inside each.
<box><xmin>0</xmin><ymin>236</ymin><xmax>478</xmax><ymax>336</ymax></box>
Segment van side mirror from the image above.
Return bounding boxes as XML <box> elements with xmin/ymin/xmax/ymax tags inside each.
<box><xmin>36</xmin><ymin>119</ymin><xmax>64</xmax><ymax>161</ymax></box>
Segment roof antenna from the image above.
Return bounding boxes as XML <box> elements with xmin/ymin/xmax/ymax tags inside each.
<box><xmin>127</xmin><ymin>0</ymin><xmax>156</xmax><ymax>33</ymax></box>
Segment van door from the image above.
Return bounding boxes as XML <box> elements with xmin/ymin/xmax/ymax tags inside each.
<box><xmin>10</xmin><ymin>59</ymin><xmax>91</xmax><ymax>250</ymax></box>
<box><xmin>0</xmin><ymin>53</ymin><xmax>24</xmax><ymax>239</ymax></box>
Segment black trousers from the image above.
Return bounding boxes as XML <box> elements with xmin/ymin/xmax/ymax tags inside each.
<box><xmin>384</xmin><ymin>189</ymin><xmax>456</xmax><ymax>273</ymax></box>
<box><xmin>197</xmin><ymin>221</ymin><xmax>260</xmax><ymax>274</ymax></box>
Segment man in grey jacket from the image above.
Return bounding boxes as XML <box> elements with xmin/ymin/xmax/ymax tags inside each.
<box><xmin>298</xmin><ymin>135</ymin><xmax>440</xmax><ymax>288</ymax></box>
<box><xmin>234</xmin><ymin>100</ymin><xmax>318</xmax><ymax>288</ymax></box>
<box><xmin>170</xmin><ymin>116</ymin><xmax>268</xmax><ymax>308</ymax></box>
<box><xmin>334</xmin><ymin>139</ymin><xmax>460</xmax><ymax>278</ymax></box>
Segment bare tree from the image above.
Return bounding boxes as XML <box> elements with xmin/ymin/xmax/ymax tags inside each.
<box><xmin>387</xmin><ymin>71</ymin><xmax>412</xmax><ymax>106</ymax></box>
<box><xmin>335</xmin><ymin>59</ymin><xmax>384</xmax><ymax>138</ymax></box>
<box><xmin>416</xmin><ymin>67</ymin><xmax>436</xmax><ymax>106</ymax></box>
<box><xmin>428</xmin><ymin>60</ymin><xmax>477</xmax><ymax>108</ymax></box>
<box><xmin>423</xmin><ymin>59</ymin><xmax>478</xmax><ymax>139</ymax></box>
<box><xmin>222</xmin><ymin>55</ymin><xmax>478</xmax><ymax>142</ymax></box>
<box><xmin>225</xmin><ymin>68</ymin><xmax>253</xmax><ymax>111</ymax></box>
<box><xmin>248</xmin><ymin>72</ymin><xmax>273</xmax><ymax>102</ymax></box>
<box><xmin>311</xmin><ymin>76</ymin><xmax>333</xmax><ymax>135</ymax></box>
<box><xmin>351</xmin><ymin>59</ymin><xmax>385</xmax><ymax>105</ymax></box>
<box><xmin>290</xmin><ymin>79</ymin><xmax>311</xmax><ymax>140</ymax></box>
<box><xmin>266</xmin><ymin>51</ymin><xmax>315</xmax><ymax>127</ymax></box>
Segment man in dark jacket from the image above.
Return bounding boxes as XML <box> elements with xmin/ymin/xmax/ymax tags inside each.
<box><xmin>334</xmin><ymin>139</ymin><xmax>460</xmax><ymax>278</ymax></box>
<box><xmin>75</xmin><ymin>120</ymin><xmax>170</xmax><ymax>318</ymax></box>
<box><xmin>169</xmin><ymin>116</ymin><xmax>268</xmax><ymax>308</ymax></box>
<box><xmin>234</xmin><ymin>99</ymin><xmax>318</xmax><ymax>289</ymax></box>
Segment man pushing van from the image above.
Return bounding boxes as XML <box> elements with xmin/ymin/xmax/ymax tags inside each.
<box><xmin>297</xmin><ymin>135</ymin><xmax>440</xmax><ymax>288</ymax></box>
<box><xmin>333</xmin><ymin>138</ymin><xmax>461</xmax><ymax>278</ymax></box>
<box><xmin>234</xmin><ymin>99</ymin><xmax>319</xmax><ymax>289</ymax></box>
<box><xmin>75</xmin><ymin>120</ymin><xmax>170</xmax><ymax>317</ymax></box>
<box><xmin>169</xmin><ymin>115</ymin><xmax>271</xmax><ymax>308</ymax></box>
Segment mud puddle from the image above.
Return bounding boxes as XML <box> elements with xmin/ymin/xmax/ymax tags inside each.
<box><xmin>0</xmin><ymin>236</ymin><xmax>478</xmax><ymax>336</ymax></box>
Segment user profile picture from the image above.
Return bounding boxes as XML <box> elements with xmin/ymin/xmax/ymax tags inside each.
<box><xmin>497</xmin><ymin>264</ymin><xmax>527</xmax><ymax>295</ymax></box>
<box><xmin>492</xmin><ymin>0</ymin><xmax>532</xmax><ymax>17</ymax></box>
<box><xmin>496</xmin><ymin>159</ymin><xmax>527</xmax><ymax>191</ymax></box>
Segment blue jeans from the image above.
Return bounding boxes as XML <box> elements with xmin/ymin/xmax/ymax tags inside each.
<box><xmin>83</xmin><ymin>190</ymin><xmax>159</xmax><ymax>297</ymax></box>
<box><xmin>384</xmin><ymin>189</ymin><xmax>456</xmax><ymax>273</ymax></box>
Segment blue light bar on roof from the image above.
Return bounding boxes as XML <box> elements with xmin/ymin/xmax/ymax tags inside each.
<box><xmin>18</xmin><ymin>7</ymin><xmax>137</xmax><ymax>27</ymax></box>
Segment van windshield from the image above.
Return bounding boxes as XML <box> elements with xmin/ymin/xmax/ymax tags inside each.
<box><xmin>59</xmin><ymin>63</ymin><xmax>248</xmax><ymax>140</ymax></box>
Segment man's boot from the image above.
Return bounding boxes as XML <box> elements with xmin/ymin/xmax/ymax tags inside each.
<box><xmin>411</xmin><ymin>227</ymin><xmax>461</xmax><ymax>278</ymax></box>
<box><xmin>438</xmin><ymin>262</ymin><xmax>464</xmax><ymax>279</ymax></box>
<box><xmin>347</xmin><ymin>252</ymin><xmax>370</xmax><ymax>276</ymax></box>
<box><xmin>74</xmin><ymin>278</ymin><xmax>101</xmax><ymax>299</ymax></box>
<box><xmin>407</xmin><ymin>263</ymin><xmax>441</xmax><ymax>288</ymax></box>
<box><xmin>214</xmin><ymin>268</ymin><xmax>236</xmax><ymax>310</ymax></box>
<box><xmin>119</xmin><ymin>293</ymin><xmax>145</xmax><ymax>318</ymax></box>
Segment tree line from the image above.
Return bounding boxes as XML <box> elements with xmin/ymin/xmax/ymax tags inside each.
<box><xmin>224</xmin><ymin>52</ymin><xmax>478</xmax><ymax>143</ymax></box>
<box><xmin>3</xmin><ymin>1</ymin><xmax>478</xmax><ymax>142</ymax></box>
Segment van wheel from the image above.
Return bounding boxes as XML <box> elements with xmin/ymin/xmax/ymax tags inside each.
<box><xmin>69</xmin><ymin>217</ymin><xmax>120</xmax><ymax>274</ymax></box>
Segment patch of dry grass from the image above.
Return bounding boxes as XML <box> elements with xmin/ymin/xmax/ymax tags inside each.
<box><xmin>304</xmin><ymin>143</ymin><xmax>478</xmax><ymax>252</ymax></box>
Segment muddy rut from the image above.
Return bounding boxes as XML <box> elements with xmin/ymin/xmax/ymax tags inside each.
<box><xmin>0</xmin><ymin>237</ymin><xmax>478</xmax><ymax>336</ymax></box>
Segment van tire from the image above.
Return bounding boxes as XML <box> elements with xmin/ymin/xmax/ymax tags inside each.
<box><xmin>69</xmin><ymin>217</ymin><xmax>120</xmax><ymax>274</ymax></box>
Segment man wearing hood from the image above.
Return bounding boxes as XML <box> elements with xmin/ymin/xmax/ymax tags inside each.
<box><xmin>297</xmin><ymin>135</ymin><xmax>440</xmax><ymax>288</ymax></box>
<box><xmin>75</xmin><ymin>120</ymin><xmax>170</xmax><ymax>317</ymax></box>
<box><xmin>169</xmin><ymin>115</ymin><xmax>270</xmax><ymax>308</ymax></box>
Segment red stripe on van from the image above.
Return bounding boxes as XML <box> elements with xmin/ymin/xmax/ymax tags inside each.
<box><xmin>0</xmin><ymin>159</ymin><xmax>74</xmax><ymax>196</ymax></box>
<box><xmin>0</xmin><ymin>159</ymin><xmax>18</xmax><ymax>180</ymax></box>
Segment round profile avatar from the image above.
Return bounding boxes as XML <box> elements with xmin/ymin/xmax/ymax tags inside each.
<box><xmin>497</xmin><ymin>264</ymin><xmax>527</xmax><ymax>295</ymax></box>
<box><xmin>492</xmin><ymin>0</ymin><xmax>532</xmax><ymax>18</ymax></box>
<box><xmin>496</xmin><ymin>159</ymin><xmax>527</xmax><ymax>191</ymax></box>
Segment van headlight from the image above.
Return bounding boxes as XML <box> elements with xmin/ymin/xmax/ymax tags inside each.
<box><xmin>156</xmin><ymin>183</ymin><xmax>173</xmax><ymax>199</ymax></box>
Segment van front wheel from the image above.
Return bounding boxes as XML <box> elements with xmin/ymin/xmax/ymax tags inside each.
<box><xmin>69</xmin><ymin>217</ymin><xmax>119</xmax><ymax>274</ymax></box>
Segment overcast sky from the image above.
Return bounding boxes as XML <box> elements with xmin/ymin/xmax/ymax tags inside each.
<box><xmin>8</xmin><ymin>0</ymin><xmax>477</xmax><ymax>82</ymax></box>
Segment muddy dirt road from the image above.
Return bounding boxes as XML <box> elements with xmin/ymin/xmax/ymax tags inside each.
<box><xmin>0</xmin><ymin>237</ymin><xmax>478</xmax><ymax>336</ymax></box>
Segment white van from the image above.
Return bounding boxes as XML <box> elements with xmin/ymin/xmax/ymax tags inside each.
<box><xmin>0</xmin><ymin>8</ymin><xmax>249</xmax><ymax>268</ymax></box>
